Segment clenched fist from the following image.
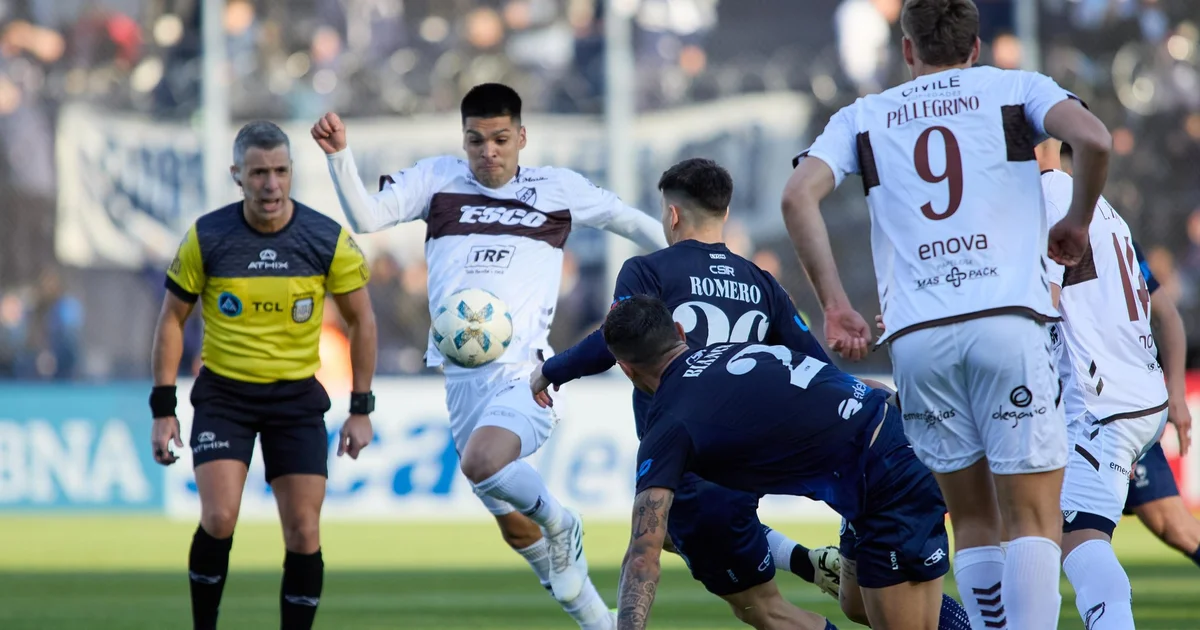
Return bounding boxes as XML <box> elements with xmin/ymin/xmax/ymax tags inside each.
<box><xmin>311</xmin><ymin>112</ymin><xmax>347</xmax><ymax>155</ymax></box>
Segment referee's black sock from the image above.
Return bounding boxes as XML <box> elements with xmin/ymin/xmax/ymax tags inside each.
<box><xmin>280</xmin><ymin>549</ymin><xmax>324</xmax><ymax>630</ymax></box>
<box><xmin>1190</xmin><ymin>543</ymin><xmax>1200</xmax><ymax>569</ymax></box>
<box><xmin>189</xmin><ymin>525</ymin><xmax>233</xmax><ymax>630</ymax></box>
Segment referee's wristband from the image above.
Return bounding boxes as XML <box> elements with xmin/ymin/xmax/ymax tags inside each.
<box><xmin>350</xmin><ymin>391</ymin><xmax>375</xmax><ymax>415</ymax></box>
<box><xmin>150</xmin><ymin>385</ymin><xmax>177</xmax><ymax>418</ymax></box>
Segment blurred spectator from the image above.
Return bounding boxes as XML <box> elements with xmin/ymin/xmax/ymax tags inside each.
<box><xmin>15</xmin><ymin>268</ymin><xmax>83</xmax><ymax>380</ymax></box>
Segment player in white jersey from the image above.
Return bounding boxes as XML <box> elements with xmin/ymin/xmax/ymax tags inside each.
<box><xmin>310</xmin><ymin>84</ymin><xmax>668</xmax><ymax>630</ymax></box>
<box><xmin>1036</xmin><ymin>138</ymin><xmax>1170</xmax><ymax>629</ymax></box>
<box><xmin>779</xmin><ymin>1</ymin><xmax>1113</xmax><ymax>629</ymax></box>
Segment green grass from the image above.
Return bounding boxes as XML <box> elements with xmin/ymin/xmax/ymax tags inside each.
<box><xmin>1</xmin><ymin>516</ymin><xmax>1197</xmax><ymax>629</ymax></box>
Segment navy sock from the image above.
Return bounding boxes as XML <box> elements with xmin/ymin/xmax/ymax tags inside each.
<box><xmin>1190</xmin><ymin>544</ymin><xmax>1200</xmax><ymax>569</ymax></box>
<box><xmin>938</xmin><ymin>593</ymin><xmax>973</xmax><ymax>630</ymax></box>
<box><xmin>280</xmin><ymin>549</ymin><xmax>324</xmax><ymax>630</ymax></box>
<box><xmin>789</xmin><ymin>544</ymin><xmax>816</xmax><ymax>583</ymax></box>
<box><xmin>189</xmin><ymin>525</ymin><xmax>233</xmax><ymax>630</ymax></box>
<box><xmin>824</xmin><ymin>620</ymin><xmax>838</xmax><ymax>630</ymax></box>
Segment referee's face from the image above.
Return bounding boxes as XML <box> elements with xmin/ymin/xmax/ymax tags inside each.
<box><xmin>236</xmin><ymin>145</ymin><xmax>293</xmax><ymax>227</ymax></box>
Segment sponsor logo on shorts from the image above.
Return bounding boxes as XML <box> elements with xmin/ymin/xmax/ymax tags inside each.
<box><xmin>903</xmin><ymin>409</ymin><xmax>956</xmax><ymax>427</ymax></box>
<box><xmin>758</xmin><ymin>552</ymin><xmax>772</xmax><ymax>572</ymax></box>
<box><xmin>197</xmin><ymin>432</ymin><xmax>215</xmax><ymax>443</ymax></box>
<box><xmin>1109</xmin><ymin>461</ymin><xmax>1130</xmax><ymax>476</ymax></box>
<box><xmin>192</xmin><ymin>432</ymin><xmax>231</xmax><ymax>453</ymax></box>
<box><xmin>1134</xmin><ymin>464</ymin><xmax>1149</xmax><ymax>488</ymax></box>
<box><xmin>292</xmin><ymin>297</ymin><xmax>314</xmax><ymax>323</ymax></box>
<box><xmin>1063</xmin><ymin>510</ymin><xmax>1079</xmax><ymax>523</ymax></box>
<box><xmin>889</xmin><ymin>551</ymin><xmax>899</xmax><ymax>571</ymax></box>
<box><xmin>992</xmin><ymin>385</ymin><xmax>1044</xmax><ymax>428</ymax></box>
<box><xmin>726</xmin><ymin>569</ymin><xmax>739</xmax><ymax>583</ymax></box>
<box><xmin>924</xmin><ymin>548</ymin><xmax>947</xmax><ymax>566</ymax></box>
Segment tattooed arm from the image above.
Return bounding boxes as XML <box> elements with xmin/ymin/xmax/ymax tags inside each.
<box><xmin>617</xmin><ymin>487</ymin><xmax>675</xmax><ymax>630</ymax></box>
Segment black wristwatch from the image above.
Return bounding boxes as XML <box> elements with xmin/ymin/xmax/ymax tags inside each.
<box><xmin>350</xmin><ymin>391</ymin><xmax>375</xmax><ymax>415</ymax></box>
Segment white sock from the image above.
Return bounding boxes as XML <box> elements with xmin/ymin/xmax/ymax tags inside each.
<box><xmin>764</xmin><ymin>528</ymin><xmax>795</xmax><ymax>572</ymax></box>
<box><xmin>518</xmin><ymin>540</ymin><xmax>610</xmax><ymax>628</ymax></box>
<box><xmin>1004</xmin><ymin>536</ymin><xmax>1063</xmax><ymax>630</ymax></box>
<box><xmin>473</xmin><ymin>461</ymin><xmax>571</xmax><ymax>533</ymax></box>
<box><xmin>953</xmin><ymin>545</ymin><xmax>1007</xmax><ymax>629</ymax></box>
<box><xmin>1062</xmin><ymin>539</ymin><xmax>1134</xmax><ymax>630</ymax></box>
<box><xmin>565</xmin><ymin>579</ymin><xmax>613</xmax><ymax>629</ymax></box>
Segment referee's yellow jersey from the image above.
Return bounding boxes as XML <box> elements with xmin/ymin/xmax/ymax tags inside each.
<box><xmin>166</xmin><ymin>201</ymin><xmax>370</xmax><ymax>383</ymax></box>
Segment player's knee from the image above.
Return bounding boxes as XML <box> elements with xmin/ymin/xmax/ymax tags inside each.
<box><xmin>281</xmin><ymin>518</ymin><xmax>321</xmax><ymax>554</ymax></box>
<box><xmin>200</xmin><ymin>508</ymin><xmax>239</xmax><ymax>539</ymax></box>
<box><xmin>459</xmin><ymin>448</ymin><xmax>508</xmax><ymax>483</ymax></box>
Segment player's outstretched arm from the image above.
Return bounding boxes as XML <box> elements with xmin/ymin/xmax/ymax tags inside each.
<box><xmin>782</xmin><ymin>158</ymin><xmax>871</xmax><ymax>360</ymax></box>
<box><xmin>1151</xmin><ymin>288</ymin><xmax>1192</xmax><ymax>456</ymax></box>
<box><xmin>617</xmin><ymin>487</ymin><xmax>674</xmax><ymax>630</ymax></box>
<box><xmin>150</xmin><ymin>292</ymin><xmax>194</xmax><ymax>466</ymax></box>
<box><xmin>561</xmin><ymin>169</ymin><xmax>668</xmax><ymax>251</ymax></box>
<box><xmin>313</xmin><ymin>112</ymin><xmax>424</xmax><ymax>233</ymax></box>
<box><xmin>1043</xmin><ymin>100</ymin><xmax>1112</xmax><ymax>266</ymax></box>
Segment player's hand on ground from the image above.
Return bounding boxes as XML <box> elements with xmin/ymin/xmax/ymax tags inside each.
<box><xmin>151</xmin><ymin>416</ymin><xmax>183</xmax><ymax>466</ymax></box>
<box><xmin>1047</xmin><ymin>214</ymin><xmax>1091</xmax><ymax>266</ymax></box>
<box><xmin>1168</xmin><ymin>397</ymin><xmax>1192</xmax><ymax>458</ymax></box>
<box><xmin>311</xmin><ymin>112</ymin><xmax>347</xmax><ymax>155</ymax></box>
<box><xmin>338</xmin><ymin>413</ymin><xmax>373</xmax><ymax>459</ymax></box>
<box><xmin>824</xmin><ymin>305</ymin><xmax>871</xmax><ymax>361</ymax></box>
<box><xmin>529</xmin><ymin>363</ymin><xmax>556</xmax><ymax>408</ymax></box>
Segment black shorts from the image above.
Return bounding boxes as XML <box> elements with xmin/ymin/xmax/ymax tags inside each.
<box><xmin>189</xmin><ymin>367</ymin><xmax>331</xmax><ymax>482</ymax></box>
<box><xmin>668</xmin><ymin>474</ymin><xmax>774</xmax><ymax>597</ymax></box>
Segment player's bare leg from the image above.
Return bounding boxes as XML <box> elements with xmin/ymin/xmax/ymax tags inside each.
<box><xmin>860</xmin><ymin>577</ymin><xmax>942</xmax><ymax>630</ymax></box>
<box><xmin>840</xmin><ymin>557</ymin><xmax>970</xmax><ymax>630</ymax></box>
<box><xmin>992</xmin><ymin>467</ymin><xmax>1065</xmax><ymax>630</ymax></box>
<box><xmin>933</xmin><ymin>461</ymin><xmax>1008</xmax><ymax>630</ymax></box>
<box><xmin>1135</xmin><ymin>497</ymin><xmax>1200</xmax><ymax>567</ymax></box>
<box><xmin>721</xmin><ymin>580</ymin><xmax>832</xmax><ymax>630</ymax></box>
<box><xmin>191</xmin><ymin>460</ymin><xmax>249</xmax><ymax>630</ymax></box>
<box><xmin>272</xmin><ymin>474</ymin><xmax>327</xmax><ymax>629</ymax></box>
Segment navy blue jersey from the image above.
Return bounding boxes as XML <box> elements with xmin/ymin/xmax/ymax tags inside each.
<box><xmin>543</xmin><ymin>240</ymin><xmax>828</xmax><ymax>436</ymax></box>
<box><xmin>1133</xmin><ymin>241</ymin><xmax>1159</xmax><ymax>294</ymax></box>
<box><xmin>635</xmin><ymin>342</ymin><xmax>890</xmax><ymax>522</ymax></box>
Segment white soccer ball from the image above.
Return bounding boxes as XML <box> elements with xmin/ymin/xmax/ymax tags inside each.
<box><xmin>431</xmin><ymin>288</ymin><xmax>514</xmax><ymax>368</ymax></box>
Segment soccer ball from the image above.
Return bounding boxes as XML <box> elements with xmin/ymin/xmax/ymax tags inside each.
<box><xmin>432</xmin><ymin>288</ymin><xmax>514</xmax><ymax>368</ymax></box>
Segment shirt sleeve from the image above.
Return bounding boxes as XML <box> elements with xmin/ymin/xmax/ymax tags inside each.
<box><xmin>1020</xmin><ymin>71</ymin><xmax>1073</xmax><ymax>138</ymax></box>
<box><xmin>634</xmin><ymin>414</ymin><xmax>694</xmax><ymax>494</ymax></box>
<box><xmin>1133</xmin><ymin>240</ymin><xmax>1159</xmax><ymax>295</ymax></box>
<box><xmin>165</xmin><ymin>224</ymin><xmax>205</xmax><ymax>303</ymax></box>
<box><xmin>793</xmin><ymin>101</ymin><xmax>861</xmax><ymax>189</ymax></box>
<box><xmin>542</xmin><ymin>257</ymin><xmax>658</xmax><ymax>385</ymax></box>
<box><xmin>326</xmin><ymin>149</ymin><xmax>436</xmax><ymax>233</ymax></box>
<box><xmin>763</xmin><ymin>275</ymin><xmax>831</xmax><ymax>362</ymax></box>
<box><xmin>1040</xmin><ymin>172</ymin><xmax>1071</xmax><ymax>286</ymax></box>
<box><xmin>558</xmin><ymin>169</ymin><xmax>668</xmax><ymax>251</ymax></box>
<box><xmin>325</xmin><ymin>228</ymin><xmax>371</xmax><ymax>294</ymax></box>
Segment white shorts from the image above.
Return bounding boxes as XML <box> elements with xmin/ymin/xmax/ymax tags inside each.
<box><xmin>445</xmin><ymin>361</ymin><xmax>559</xmax><ymax>457</ymax></box>
<box><xmin>890</xmin><ymin>315</ymin><xmax>1068</xmax><ymax>475</ymax></box>
<box><xmin>1061</xmin><ymin>408</ymin><xmax>1168</xmax><ymax>530</ymax></box>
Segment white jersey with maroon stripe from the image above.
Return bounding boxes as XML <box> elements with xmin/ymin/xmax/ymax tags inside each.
<box><xmin>1042</xmin><ymin>169</ymin><xmax>1167</xmax><ymax>423</ymax></box>
<box><xmin>799</xmin><ymin>66</ymin><xmax>1073</xmax><ymax>343</ymax></box>
<box><xmin>326</xmin><ymin>151</ymin><xmax>667</xmax><ymax>375</ymax></box>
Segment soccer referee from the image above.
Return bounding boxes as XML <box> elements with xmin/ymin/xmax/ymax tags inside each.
<box><xmin>149</xmin><ymin>121</ymin><xmax>378</xmax><ymax>630</ymax></box>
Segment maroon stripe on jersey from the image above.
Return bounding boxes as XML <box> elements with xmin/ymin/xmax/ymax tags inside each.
<box><xmin>425</xmin><ymin>192</ymin><xmax>572</xmax><ymax>248</ymax></box>
<box><xmin>1062</xmin><ymin>243</ymin><xmax>1098</xmax><ymax>287</ymax></box>
<box><xmin>855</xmin><ymin>132</ymin><xmax>880</xmax><ymax>194</ymax></box>
<box><xmin>379</xmin><ymin>174</ymin><xmax>395</xmax><ymax>191</ymax></box>
<box><xmin>1001</xmin><ymin>104</ymin><xmax>1036</xmax><ymax>161</ymax></box>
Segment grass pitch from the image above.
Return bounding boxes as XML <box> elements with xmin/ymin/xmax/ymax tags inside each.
<box><xmin>1</xmin><ymin>516</ymin><xmax>1197</xmax><ymax>629</ymax></box>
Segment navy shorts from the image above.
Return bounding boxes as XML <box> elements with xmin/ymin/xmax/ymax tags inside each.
<box><xmin>1123</xmin><ymin>442</ymin><xmax>1180</xmax><ymax>514</ymax></box>
<box><xmin>668</xmin><ymin>473</ymin><xmax>774</xmax><ymax>596</ymax></box>
<box><xmin>841</xmin><ymin>407</ymin><xmax>950</xmax><ymax>589</ymax></box>
<box><xmin>190</xmin><ymin>367</ymin><xmax>331</xmax><ymax>483</ymax></box>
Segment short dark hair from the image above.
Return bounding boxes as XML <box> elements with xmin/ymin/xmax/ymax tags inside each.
<box><xmin>900</xmin><ymin>0</ymin><xmax>980</xmax><ymax>67</ymax></box>
<box><xmin>603</xmin><ymin>295</ymin><xmax>681</xmax><ymax>365</ymax></box>
<box><xmin>233</xmin><ymin>121</ymin><xmax>289</xmax><ymax>167</ymax></box>
<box><xmin>657</xmin><ymin>158</ymin><xmax>733</xmax><ymax>217</ymax></box>
<box><xmin>461</xmin><ymin>83</ymin><xmax>522</xmax><ymax>124</ymax></box>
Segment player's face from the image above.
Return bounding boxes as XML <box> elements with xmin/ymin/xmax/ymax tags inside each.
<box><xmin>463</xmin><ymin>116</ymin><xmax>526</xmax><ymax>188</ymax></box>
<box><xmin>233</xmin><ymin>145</ymin><xmax>293</xmax><ymax>225</ymax></box>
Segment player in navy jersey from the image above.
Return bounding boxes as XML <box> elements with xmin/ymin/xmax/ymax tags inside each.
<box><xmin>603</xmin><ymin>296</ymin><xmax>954</xmax><ymax>630</ymax></box>
<box><xmin>531</xmin><ymin>158</ymin><xmax>842</xmax><ymax>627</ymax></box>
